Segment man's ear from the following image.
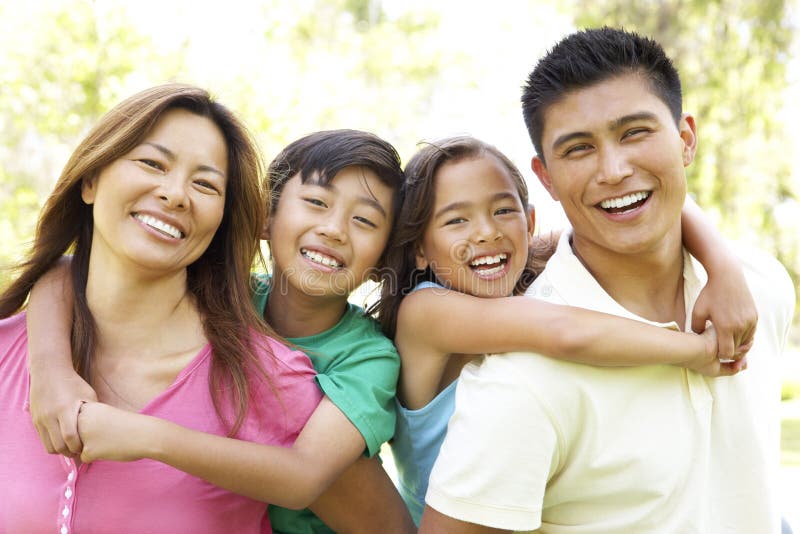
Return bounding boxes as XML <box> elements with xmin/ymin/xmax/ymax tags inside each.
<box><xmin>532</xmin><ymin>156</ymin><xmax>559</xmax><ymax>201</ymax></box>
<box><xmin>679</xmin><ymin>113</ymin><xmax>698</xmax><ymax>167</ymax></box>
<box><xmin>81</xmin><ymin>175</ymin><xmax>98</xmax><ymax>204</ymax></box>
<box><xmin>414</xmin><ymin>244</ymin><xmax>429</xmax><ymax>271</ymax></box>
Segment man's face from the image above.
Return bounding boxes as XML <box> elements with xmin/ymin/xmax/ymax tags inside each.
<box><xmin>532</xmin><ymin>73</ymin><xmax>696</xmax><ymax>264</ymax></box>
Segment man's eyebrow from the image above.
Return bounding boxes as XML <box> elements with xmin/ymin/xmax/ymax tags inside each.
<box><xmin>142</xmin><ymin>142</ymin><xmax>225</xmax><ymax>177</ymax></box>
<box><xmin>550</xmin><ymin>112</ymin><xmax>660</xmax><ymax>152</ymax></box>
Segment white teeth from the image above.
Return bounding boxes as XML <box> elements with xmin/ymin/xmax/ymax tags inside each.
<box><xmin>301</xmin><ymin>248</ymin><xmax>342</xmax><ymax>268</ymax></box>
<box><xmin>600</xmin><ymin>191</ymin><xmax>650</xmax><ymax>210</ymax></box>
<box><xmin>470</xmin><ymin>253</ymin><xmax>507</xmax><ymax>267</ymax></box>
<box><xmin>475</xmin><ymin>264</ymin><xmax>504</xmax><ymax>276</ymax></box>
<box><xmin>135</xmin><ymin>214</ymin><xmax>182</xmax><ymax>238</ymax></box>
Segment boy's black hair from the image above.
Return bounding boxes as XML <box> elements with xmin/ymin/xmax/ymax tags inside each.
<box><xmin>267</xmin><ymin>129</ymin><xmax>404</xmax><ymax>219</ymax></box>
<box><xmin>521</xmin><ymin>27</ymin><xmax>683</xmax><ymax>163</ymax></box>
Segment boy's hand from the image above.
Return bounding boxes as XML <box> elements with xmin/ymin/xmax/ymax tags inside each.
<box><xmin>684</xmin><ymin>323</ymin><xmax>747</xmax><ymax>377</ymax></box>
<box><xmin>30</xmin><ymin>368</ymin><xmax>98</xmax><ymax>456</ymax></box>
<box><xmin>691</xmin><ymin>270</ymin><xmax>758</xmax><ymax>362</ymax></box>
<box><xmin>77</xmin><ymin>402</ymin><xmax>153</xmax><ymax>463</ymax></box>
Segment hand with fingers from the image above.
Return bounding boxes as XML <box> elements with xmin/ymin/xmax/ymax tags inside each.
<box><xmin>683</xmin><ymin>323</ymin><xmax>748</xmax><ymax>378</ymax></box>
<box><xmin>691</xmin><ymin>266</ymin><xmax>758</xmax><ymax>365</ymax></box>
<box><xmin>30</xmin><ymin>368</ymin><xmax>98</xmax><ymax>457</ymax></box>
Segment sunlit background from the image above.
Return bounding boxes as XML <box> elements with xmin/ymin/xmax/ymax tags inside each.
<box><xmin>1</xmin><ymin>0</ymin><xmax>798</xmax><ymax>524</ymax></box>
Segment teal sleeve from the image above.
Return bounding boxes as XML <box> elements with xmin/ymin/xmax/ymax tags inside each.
<box><xmin>314</xmin><ymin>341</ymin><xmax>400</xmax><ymax>457</ymax></box>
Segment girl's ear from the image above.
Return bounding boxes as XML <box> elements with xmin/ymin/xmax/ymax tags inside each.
<box><xmin>526</xmin><ymin>203</ymin><xmax>536</xmax><ymax>247</ymax></box>
<box><xmin>414</xmin><ymin>244</ymin><xmax>429</xmax><ymax>271</ymax></box>
<box><xmin>81</xmin><ymin>175</ymin><xmax>98</xmax><ymax>204</ymax></box>
<box><xmin>261</xmin><ymin>218</ymin><xmax>272</xmax><ymax>240</ymax></box>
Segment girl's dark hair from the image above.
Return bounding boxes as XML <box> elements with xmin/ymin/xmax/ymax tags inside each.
<box><xmin>0</xmin><ymin>83</ymin><xmax>272</xmax><ymax>436</ymax></box>
<box><xmin>371</xmin><ymin>136</ymin><xmax>553</xmax><ymax>338</ymax></box>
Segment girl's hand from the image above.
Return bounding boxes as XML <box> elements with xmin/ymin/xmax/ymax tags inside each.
<box><xmin>684</xmin><ymin>323</ymin><xmax>747</xmax><ymax>377</ymax></box>
<box><xmin>691</xmin><ymin>269</ymin><xmax>758</xmax><ymax>362</ymax></box>
<box><xmin>30</xmin><ymin>369</ymin><xmax>98</xmax><ymax>457</ymax></box>
<box><xmin>77</xmin><ymin>402</ymin><xmax>154</xmax><ymax>463</ymax></box>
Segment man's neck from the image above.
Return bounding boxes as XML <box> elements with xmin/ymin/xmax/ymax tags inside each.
<box><xmin>570</xmin><ymin>233</ymin><xmax>687</xmax><ymax>328</ymax></box>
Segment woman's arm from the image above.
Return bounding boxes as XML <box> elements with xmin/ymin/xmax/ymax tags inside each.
<box><xmin>681</xmin><ymin>196</ymin><xmax>757</xmax><ymax>359</ymax></box>
<box><xmin>77</xmin><ymin>396</ymin><xmax>366</xmax><ymax>509</ymax></box>
<box><xmin>308</xmin><ymin>455</ymin><xmax>415</xmax><ymax>534</ymax></box>
<box><xmin>26</xmin><ymin>257</ymin><xmax>97</xmax><ymax>456</ymax></box>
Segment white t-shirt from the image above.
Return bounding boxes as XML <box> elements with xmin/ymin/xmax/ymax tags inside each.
<box><xmin>426</xmin><ymin>231</ymin><xmax>794</xmax><ymax>533</ymax></box>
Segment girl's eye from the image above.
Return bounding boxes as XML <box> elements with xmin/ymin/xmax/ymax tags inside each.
<box><xmin>139</xmin><ymin>159</ymin><xmax>165</xmax><ymax>171</ymax></box>
<box><xmin>354</xmin><ymin>216</ymin><xmax>377</xmax><ymax>228</ymax></box>
<box><xmin>444</xmin><ymin>217</ymin><xmax>466</xmax><ymax>226</ymax></box>
<box><xmin>303</xmin><ymin>197</ymin><xmax>327</xmax><ymax>208</ymax></box>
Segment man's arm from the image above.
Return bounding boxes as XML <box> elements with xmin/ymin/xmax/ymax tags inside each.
<box><xmin>420</xmin><ymin>506</ymin><xmax>509</xmax><ymax>534</ymax></box>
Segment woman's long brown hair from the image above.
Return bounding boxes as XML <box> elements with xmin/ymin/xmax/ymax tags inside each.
<box><xmin>0</xmin><ymin>84</ymin><xmax>273</xmax><ymax>435</ymax></box>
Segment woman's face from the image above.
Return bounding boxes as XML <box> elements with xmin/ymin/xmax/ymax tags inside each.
<box><xmin>81</xmin><ymin>108</ymin><xmax>228</xmax><ymax>277</ymax></box>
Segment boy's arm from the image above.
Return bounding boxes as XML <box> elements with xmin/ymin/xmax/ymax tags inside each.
<box><xmin>27</xmin><ymin>257</ymin><xmax>97</xmax><ymax>456</ymax></box>
<box><xmin>77</xmin><ymin>396</ymin><xmax>366</xmax><ymax>509</ymax></box>
<box><xmin>681</xmin><ymin>196</ymin><xmax>758</xmax><ymax>360</ymax></box>
<box><xmin>309</xmin><ymin>455</ymin><xmax>416</xmax><ymax>534</ymax></box>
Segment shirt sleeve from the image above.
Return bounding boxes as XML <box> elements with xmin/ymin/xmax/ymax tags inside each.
<box><xmin>315</xmin><ymin>338</ymin><xmax>400</xmax><ymax>457</ymax></box>
<box><xmin>425</xmin><ymin>354</ymin><xmax>561</xmax><ymax>532</ymax></box>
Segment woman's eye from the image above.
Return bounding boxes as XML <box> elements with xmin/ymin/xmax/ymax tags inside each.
<box><xmin>303</xmin><ymin>198</ymin><xmax>327</xmax><ymax>208</ymax></box>
<box><xmin>354</xmin><ymin>216</ymin><xmax>377</xmax><ymax>228</ymax></box>
<box><xmin>139</xmin><ymin>159</ymin><xmax>165</xmax><ymax>171</ymax></box>
<box><xmin>194</xmin><ymin>179</ymin><xmax>220</xmax><ymax>194</ymax></box>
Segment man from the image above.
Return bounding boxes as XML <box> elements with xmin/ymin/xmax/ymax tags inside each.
<box><xmin>420</xmin><ymin>27</ymin><xmax>795</xmax><ymax>533</ymax></box>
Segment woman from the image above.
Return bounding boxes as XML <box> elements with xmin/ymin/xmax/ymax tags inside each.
<box><xmin>0</xmin><ymin>84</ymin><xmax>322</xmax><ymax>533</ymax></box>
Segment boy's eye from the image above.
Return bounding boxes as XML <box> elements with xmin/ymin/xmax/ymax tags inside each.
<box><xmin>354</xmin><ymin>215</ymin><xmax>377</xmax><ymax>228</ymax></box>
<box><xmin>495</xmin><ymin>207</ymin><xmax>518</xmax><ymax>216</ymax></box>
<box><xmin>303</xmin><ymin>197</ymin><xmax>327</xmax><ymax>208</ymax></box>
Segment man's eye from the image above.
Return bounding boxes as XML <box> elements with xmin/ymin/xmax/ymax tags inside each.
<box><xmin>563</xmin><ymin>144</ymin><xmax>592</xmax><ymax>157</ymax></box>
<box><xmin>623</xmin><ymin>128</ymin><xmax>649</xmax><ymax>139</ymax></box>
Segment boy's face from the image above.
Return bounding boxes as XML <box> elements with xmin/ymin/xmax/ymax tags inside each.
<box><xmin>532</xmin><ymin>73</ymin><xmax>696</xmax><ymax>263</ymax></box>
<box><xmin>265</xmin><ymin>166</ymin><xmax>394</xmax><ymax>300</ymax></box>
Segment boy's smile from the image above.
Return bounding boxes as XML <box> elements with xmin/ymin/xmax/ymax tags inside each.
<box><xmin>266</xmin><ymin>166</ymin><xmax>394</xmax><ymax>300</ymax></box>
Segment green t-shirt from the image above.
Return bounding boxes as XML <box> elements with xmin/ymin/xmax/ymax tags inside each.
<box><xmin>251</xmin><ymin>274</ymin><xmax>400</xmax><ymax>534</ymax></box>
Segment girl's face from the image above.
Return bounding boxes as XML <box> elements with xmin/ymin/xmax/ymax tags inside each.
<box><xmin>416</xmin><ymin>155</ymin><xmax>534</xmax><ymax>298</ymax></box>
<box><xmin>82</xmin><ymin>108</ymin><xmax>228</xmax><ymax>277</ymax></box>
<box><xmin>265</xmin><ymin>166</ymin><xmax>394</xmax><ymax>300</ymax></box>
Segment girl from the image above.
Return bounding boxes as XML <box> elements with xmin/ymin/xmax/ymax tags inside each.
<box><xmin>372</xmin><ymin>136</ymin><xmax>756</xmax><ymax>524</ymax></box>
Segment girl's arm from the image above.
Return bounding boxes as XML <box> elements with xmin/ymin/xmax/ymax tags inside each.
<box><xmin>26</xmin><ymin>257</ymin><xmax>97</xmax><ymax>456</ymax></box>
<box><xmin>77</xmin><ymin>396</ymin><xmax>367</xmax><ymax>510</ymax></box>
<box><xmin>681</xmin><ymin>196</ymin><xmax>757</xmax><ymax>359</ymax></box>
<box><xmin>308</xmin><ymin>455</ymin><xmax>416</xmax><ymax>533</ymax></box>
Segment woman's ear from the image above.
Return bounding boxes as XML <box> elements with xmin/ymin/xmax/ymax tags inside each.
<box><xmin>261</xmin><ymin>218</ymin><xmax>272</xmax><ymax>240</ymax></box>
<box><xmin>81</xmin><ymin>175</ymin><xmax>98</xmax><ymax>204</ymax></box>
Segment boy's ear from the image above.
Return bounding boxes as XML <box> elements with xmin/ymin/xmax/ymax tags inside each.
<box><xmin>532</xmin><ymin>156</ymin><xmax>559</xmax><ymax>202</ymax></box>
<box><xmin>414</xmin><ymin>244</ymin><xmax>429</xmax><ymax>271</ymax></box>
<box><xmin>81</xmin><ymin>175</ymin><xmax>98</xmax><ymax>205</ymax></box>
<box><xmin>679</xmin><ymin>113</ymin><xmax>698</xmax><ymax>167</ymax></box>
